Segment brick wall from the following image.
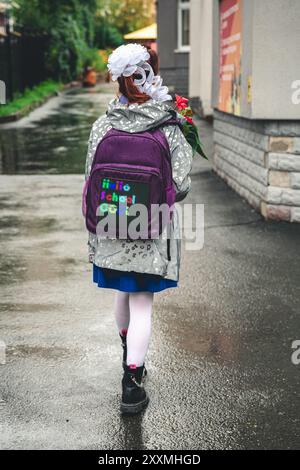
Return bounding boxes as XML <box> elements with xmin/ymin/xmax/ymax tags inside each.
<box><xmin>213</xmin><ymin>111</ymin><xmax>300</xmax><ymax>222</ymax></box>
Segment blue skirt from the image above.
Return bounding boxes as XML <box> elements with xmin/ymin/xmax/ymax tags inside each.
<box><xmin>93</xmin><ymin>264</ymin><xmax>178</xmax><ymax>293</ymax></box>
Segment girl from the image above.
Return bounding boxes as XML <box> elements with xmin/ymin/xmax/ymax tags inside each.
<box><xmin>84</xmin><ymin>44</ymin><xmax>193</xmax><ymax>414</ymax></box>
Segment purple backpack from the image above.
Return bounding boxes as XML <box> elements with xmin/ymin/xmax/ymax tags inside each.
<box><xmin>83</xmin><ymin>120</ymin><xmax>179</xmax><ymax>239</ymax></box>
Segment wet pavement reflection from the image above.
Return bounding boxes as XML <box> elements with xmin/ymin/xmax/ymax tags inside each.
<box><xmin>0</xmin><ymin>84</ymin><xmax>116</xmax><ymax>174</ymax></box>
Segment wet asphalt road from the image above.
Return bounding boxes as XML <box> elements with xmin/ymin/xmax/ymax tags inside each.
<box><xmin>0</xmin><ymin>84</ymin><xmax>300</xmax><ymax>450</ymax></box>
<box><xmin>0</xmin><ymin>83</ymin><xmax>117</xmax><ymax>174</ymax></box>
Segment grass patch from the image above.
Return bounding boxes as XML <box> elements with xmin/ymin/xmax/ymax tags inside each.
<box><xmin>0</xmin><ymin>80</ymin><xmax>64</xmax><ymax>118</ymax></box>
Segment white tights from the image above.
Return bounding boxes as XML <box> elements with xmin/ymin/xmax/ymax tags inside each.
<box><xmin>114</xmin><ymin>291</ymin><xmax>154</xmax><ymax>367</ymax></box>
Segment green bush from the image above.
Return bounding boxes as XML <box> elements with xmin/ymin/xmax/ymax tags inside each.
<box><xmin>46</xmin><ymin>14</ymin><xmax>87</xmax><ymax>82</ymax></box>
<box><xmin>105</xmin><ymin>25</ymin><xmax>123</xmax><ymax>48</ymax></box>
<box><xmin>82</xmin><ymin>48</ymin><xmax>106</xmax><ymax>72</ymax></box>
<box><xmin>95</xmin><ymin>22</ymin><xmax>123</xmax><ymax>49</ymax></box>
<box><xmin>13</xmin><ymin>0</ymin><xmax>151</xmax><ymax>83</ymax></box>
<box><xmin>13</xmin><ymin>1</ymin><xmax>155</xmax><ymax>83</ymax></box>
<box><xmin>15</xmin><ymin>1</ymin><xmax>99</xmax><ymax>82</ymax></box>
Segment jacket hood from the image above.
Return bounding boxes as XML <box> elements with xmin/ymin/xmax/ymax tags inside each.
<box><xmin>106</xmin><ymin>97</ymin><xmax>179</xmax><ymax>133</ymax></box>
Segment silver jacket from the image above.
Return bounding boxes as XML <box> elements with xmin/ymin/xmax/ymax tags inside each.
<box><xmin>85</xmin><ymin>97</ymin><xmax>193</xmax><ymax>281</ymax></box>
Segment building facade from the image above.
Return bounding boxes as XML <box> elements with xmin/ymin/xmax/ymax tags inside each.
<box><xmin>157</xmin><ymin>0</ymin><xmax>300</xmax><ymax>222</ymax></box>
<box><xmin>212</xmin><ymin>0</ymin><xmax>300</xmax><ymax>222</ymax></box>
<box><xmin>157</xmin><ymin>0</ymin><xmax>213</xmax><ymax>114</ymax></box>
<box><xmin>189</xmin><ymin>0</ymin><xmax>213</xmax><ymax>116</ymax></box>
<box><xmin>156</xmin><ymin>0</ymin><xmax>190</xmax><ymax>96</ymax></box>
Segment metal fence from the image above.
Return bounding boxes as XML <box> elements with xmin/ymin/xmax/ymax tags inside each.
<box><xmin>0</xmin><ymin>31</ymin><xmax>49</xmax><ymax>102</ymax></box>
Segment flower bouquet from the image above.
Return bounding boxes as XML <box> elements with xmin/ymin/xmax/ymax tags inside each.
<box><xmin>175</xmin><ymin>95</ymin><xmax>207</xmax><ymax>160</ymax></box>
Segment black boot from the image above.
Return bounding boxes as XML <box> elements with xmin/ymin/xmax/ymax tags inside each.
<box><xmin>121</xmin><ymin>364</ymin><xmax>149</xmax><ymax>414</ymax></box>
<box><xmin>119</xmin><ymin>332</ymin><xmax>147</xmax><ymax>378</ymax></box>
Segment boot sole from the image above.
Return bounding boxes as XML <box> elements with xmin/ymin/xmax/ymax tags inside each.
<box><xmin>120</xmin><ymin>396</ymin><xmax>149</xmax><ymax>415</ymax></box>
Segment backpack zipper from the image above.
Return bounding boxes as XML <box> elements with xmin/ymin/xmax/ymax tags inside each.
<box><xmin>98</xmin><ymin>131</ymin><xmax>171</xmax><ymax>160</ymax></box>
<box><xmin>91</xmin><ymin>163</ymin><xmax>161</xmax><ymax>178</ymax></box>
<box><xmin>96</xmin><ymin>131</ymin><xmax>171</xmax><ymax>182</ymax></box>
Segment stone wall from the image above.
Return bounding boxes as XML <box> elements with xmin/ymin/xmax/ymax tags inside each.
<box><xmin>213</xmin><ymin>111</ymin><xmax>300</xmax><ymax>222</ymax></box>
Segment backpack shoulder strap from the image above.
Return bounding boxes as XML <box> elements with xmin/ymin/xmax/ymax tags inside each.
<box><xmin>160</xmin><ymin>116</ymin><xmax>184</xmax><ymax>131</ymax></box>
<box><xmin>151</xmin><ymin>116</ymin><xmax>184</xmax><ymax>155</ymax></box>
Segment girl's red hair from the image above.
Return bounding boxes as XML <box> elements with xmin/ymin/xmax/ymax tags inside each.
<box><xmin>117</xmin><ymin>47</ymin><xmax>159</xmax><ymax>105</ymax></box>
<box><xmin>118</xmin><ymin>75</ymin><xmax>150</xmax><ymax>104</ymax></box>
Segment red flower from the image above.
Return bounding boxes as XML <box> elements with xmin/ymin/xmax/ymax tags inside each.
<box><xmin>184</xmin><ymin>116</ymin><xmax>194</xmax><ymax>125</ymax></box>
<box><xmin>175</xmin><ymin>94</ymin><xmax>189</xmax><ymax>110</ymax></box>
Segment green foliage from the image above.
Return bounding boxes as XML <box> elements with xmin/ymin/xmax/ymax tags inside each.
<box><xmin>46</xmin><ymin>14</ymin><xmax>87</xmax><ymax>82</ymax></box>
<box><xmin>14</xmin><ymin>0</ymin><xmax>99</xmax><ymax>81</ymax></box>
<box><xmin>12</xmin><ymin>0</ymin><xmax>156</xmax><ymax>82</ymax></box>
<box><xmin>182</xmin><ymin>122</ymin><xmax>208</xmax><ymax>160</ymax></box>
<box><xmin>82</xmin><ymin>48</ymin><xmax>106</xmax><ymax>72</ymax></box>
<box><xmin>97</xmin><ymin>0</ymin><xmax>155</xmax><ymax>35</ymax></box>
<box><xmin>0</xmin><ymin>80</ymin><xmax>63</xmax><ymax>117</ymax></box>
<box><xmin>13</xmin><ymin>0</ymin><xmax>49</xmax><ymax>31</ymax></box>
<box><xmin>95</xmin><ymin>22</ymin><xmax>123</xmax><ymax>49</ymax></box>
<box><xmin>105</xmin><ymin>25</ymin><xmax>123</xmax><ymax>47</ymax></box>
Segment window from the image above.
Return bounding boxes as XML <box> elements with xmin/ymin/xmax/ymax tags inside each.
<box><xmin>177</xmin><ymin>0</ymin><xmax>190</xmax><ymax>52</ymax></box>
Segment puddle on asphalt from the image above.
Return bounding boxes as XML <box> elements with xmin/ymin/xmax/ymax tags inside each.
<box><xmin>0</xmin><ymin>248</ymin><xmax>78</xmax><ymax>285</ymax></box>
<box><xmin>0</xmin><ymin>257</ymin><xmax>28</xmax><ymax>285</ymax></box>
<box><xmin>0</xmin><ymin>196</ymin><xmax>27</xmax><ymax>211</ymax></box>
<box><xmin>0</xmin><ymin>215</ymin><xmax>60</xmax><ymax>238</ymax></box>
<box><xmin>172</xmin><ymin>323</ymin><xmax>239</xmax><ymax>364</ymax></box>
<box><xmin>0</xmin><ymin>214</ymin><xmax>78</xmax><ymax>283</ymax></box>
<box><xmin>0</xmin><ymin>86</ymin><xmax>113</xmax><ymax>175</ymax></box>
<box><xmin>159</xmin><ymin>302</ymin><xmax>241</xmax><ymax>365</ymax></box>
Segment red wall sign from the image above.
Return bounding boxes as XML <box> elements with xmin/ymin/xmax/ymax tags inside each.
<box><xmin>219</xmin><ymin>0</ymin><xmax>242</xmax><ymax>115</ymax></box>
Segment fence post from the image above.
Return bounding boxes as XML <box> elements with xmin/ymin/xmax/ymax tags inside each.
<box><xmin>5</xmin><ymin>9</ymin><xmax>13</xmax><ymax>101</ymax></box>
<box><xmin>0</xmin><ymin>80</ymin><xmax>6</xmax><ymax>104</ymax></box>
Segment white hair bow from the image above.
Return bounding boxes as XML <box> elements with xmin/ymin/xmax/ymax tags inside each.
<box><xmin>107</xmin><ymin>43</ymin><xmax>172</xmax><ymax>103</ymax></box>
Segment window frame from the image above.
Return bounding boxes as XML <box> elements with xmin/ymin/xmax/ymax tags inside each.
<box><xmin>177</xmin><ymin>0</ymin><xmax>191</xmax><ymax>52</ymax></box>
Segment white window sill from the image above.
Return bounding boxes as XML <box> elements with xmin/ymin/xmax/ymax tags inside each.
<box><xmin>174</xmin><ymin>47</ymin><xmax>190</xmax><ymax>53</ymax></box>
